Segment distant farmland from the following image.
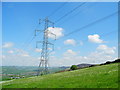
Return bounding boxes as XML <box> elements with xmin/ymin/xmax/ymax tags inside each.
<box><xmin>1</xmin><ymin>66</ymin><xmax>66</xmax><ymax>81</ymax></box>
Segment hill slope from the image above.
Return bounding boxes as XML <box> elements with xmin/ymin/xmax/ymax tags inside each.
<box><xmin>2</xmin><ymin>63</ymin><xmax>119</xmax><ymax>88</ymax></box>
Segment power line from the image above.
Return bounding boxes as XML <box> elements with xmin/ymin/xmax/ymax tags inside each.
<box><xmin>61</xmin><ymin>11</ymin><xmax>119</xmax><ymax>39</ymax></box>
<box><xmin>83</xmin><ymin>30</ymin><xmax>117</xmax><ymax>42</ymax></box>
<box><xmin>58</xmin><ymin>2</ymin><xmax>97</xmax><ymax>26</ymax></box>
<box><xmin>21</xmin><ymin>21</ymin><xmax>42</xmax><ymax>48</ymax></box>
<box><xmin>59</xmin><ymin>30</ymin><xmax>117</xmax><ymax>50</ymax></box>
<box><xmin>48</xmin><ymin>0</ymin><xmax>70</xmax><ymax>18</ymax></box>
<box><xmin>20</xmin><ymin>1</ymin><xmax>79</xmax><ymax>58</ymax></box>
<box><xmin>54</xmin><ymin>2</ymin><xmax>86</xmax><ymax>24</ymax></box>
<box><xmin>15</xmin><ymin>22</ymin><xmax>41</xmax><ymax>56</ymax></box>
<box><xmin>20</xmin><ymin>2</ymin><xmax>86</xmax><ymax>53</ymax></box>
<box><xmin>21</xmin><ymin>22</ymin><xmax>40</xmax><ymax>48</ymax></box>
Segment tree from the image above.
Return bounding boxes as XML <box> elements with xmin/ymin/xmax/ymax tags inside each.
<box><xmin>70</xmin><ymin>65</ymin><xmax>78</xmax><ymax>70</ymax></box>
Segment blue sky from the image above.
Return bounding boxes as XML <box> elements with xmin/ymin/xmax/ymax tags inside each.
<box><xmin>2</xmin><ymin>2</ymin><xmax>118</xmax><ymax>66</ymax></box>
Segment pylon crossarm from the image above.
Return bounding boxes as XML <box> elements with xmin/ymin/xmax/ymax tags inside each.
<box><xmin>36</xmin><ymin>41</ymin><xmax>43</xmax><ymax>48</ymax></box>
<box><xmin>48</xmin><ymin>31</ymin><xmax>56</xmax><ymax>40</ymax></box>
<box><xmin>47</xmin><ymin>42</ymin><xmax>53</xmax><ymax>45</ymax></box>
<box><xmin>34</xmin><ymin>30</ymin><xmax>44</xmax><ymax>36</ymax></box>
<box><xmin>47</xmin><ymin>42</ymin><xmax>54</xmax><ymax>55</ymax></box>
<box><xmin>44</xmin><ymin>18</ymin><xmax>54</xmax><ymax>28</ymax></box>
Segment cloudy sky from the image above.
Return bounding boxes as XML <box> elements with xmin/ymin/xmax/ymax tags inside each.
<box><xmin>2</xmin><ymin>2</ymin><xmax>118</xmax><ymax>66</ymax></box>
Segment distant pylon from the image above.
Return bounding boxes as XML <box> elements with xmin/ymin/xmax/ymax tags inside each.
<box><xmin>35</xmin><ymin>18</ymin><xmax>56</xmax><ymax>76</ymax></box>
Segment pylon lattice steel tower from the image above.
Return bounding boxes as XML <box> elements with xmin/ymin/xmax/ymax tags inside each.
<box><xmin>35</xmin><ymin>18</ymin><xmax>56</xmax><ymax>76</ymax></box>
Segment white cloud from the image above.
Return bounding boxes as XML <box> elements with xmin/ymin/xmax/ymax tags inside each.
<box><xmin>48</xmin><ymin>48</ymin><xmax>52</xmax><ymax>50</ymax></box>
<box><xmin>97</xmin><ymin>45</ymin><xmax>116</xmax><ymax>55</ymax></box>
<box><xmin>64</xmin><ymin>39</ymin><xmax>76</xmax><ymax>46</ymax></box>
<box><xmin>22</xmin><ymin>54</ymin><xmax>30</xmax><ymax>57</ymax></box>
<box><xmin>88</xmin><ymin>34</ymin><xmax>104</xmax><ymax>43</ymax></box>
<box><xmin>47</xmin><ymin>27</ymin><xmax>64</xmax><ymax>39</ymax></box>
<box><xmin>87</xmin><ymin>51</ymin><xmax>115</xmax><ymax>63</ymax></box>
<box><xmin>2</xmin><ymin>44</ymin><xmax>38</xmax><ymax>66</ymax></box>
<box><xmin>50</xmin><ymin>51</ymin><xmax>55</xmax><ymax>55</ymax></box>
<box><xmin>2</xmin><ymin>54</ymin><xmax>39</xmax><ymax>66</ymax></box>
<box><xmin>13</xmin><ymin>48</ymin><xmax>30</xmax><ymax>57</ymax></box>
<box><xmin>38</xmin><ymin>57</ymin><xmax>41</xmax><ymax>60</ymax></box>
<box><xmin>2</xmin><ymin>42</ymin><xmax>14</xmax><ymax>48</ymax></box>
<box><xmin>20</xmin><ymin>50</ymin><xmax>30</xmax><ymax>57</ymax></box>
<box><xmin>57</xmin><ymin>47</ymin><xmax>61</xmax><ymax>50</ymax></box>
<box><xmin>35</xmin><ymin>48</ymin><xmax>42</xmax><ymax>52</ymax></box>
<box><xmin>7</xmin><ymin>50</ymin><xmax>14</xmax><ymax>54</ymax></box>
<box><xmin>80</xmin><ymin>41</ymin><xmax>83</xmax><ymax>46</ymax></box>
<box><xmin>2</xmin><ymin>55</ymin><xmax>6</xmax><ymax>59</ymax></box>
<box><xmin>49</xmin><ymin>45</ymin><xmax>117</xmax><ymax>66</ymax></box>
<box><xmin>2</xmin><ymin>41</ymin><xmax>117</xmax><ymax>66</ymax></box>
<box><xmin>63</xmin><ymin>49</ymin><xmax>77</xmax><ymax>56</ymax></box>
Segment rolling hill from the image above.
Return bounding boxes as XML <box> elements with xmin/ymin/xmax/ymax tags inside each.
<box><xmin>2</xmin><ymin>63</ymin><xmax>119</xmax><ymax>88</ymax></box>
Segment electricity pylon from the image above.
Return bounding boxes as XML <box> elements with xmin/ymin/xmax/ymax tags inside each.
<box><xmin>35</xmin><ymin>18</ymin><xmax>56</xmax><ymax>76</ymax></box>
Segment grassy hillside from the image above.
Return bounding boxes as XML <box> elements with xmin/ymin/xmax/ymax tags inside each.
<box><xmin>2</xmin><ymin>63</ymin><xmax>119</xmax><ymax>88</ymax></box>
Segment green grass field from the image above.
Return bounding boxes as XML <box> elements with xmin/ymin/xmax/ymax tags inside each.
<box><xmin>2</xmin><ymin>63</ymin><xmax>119</xmax><ymax>88</ymax></box>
